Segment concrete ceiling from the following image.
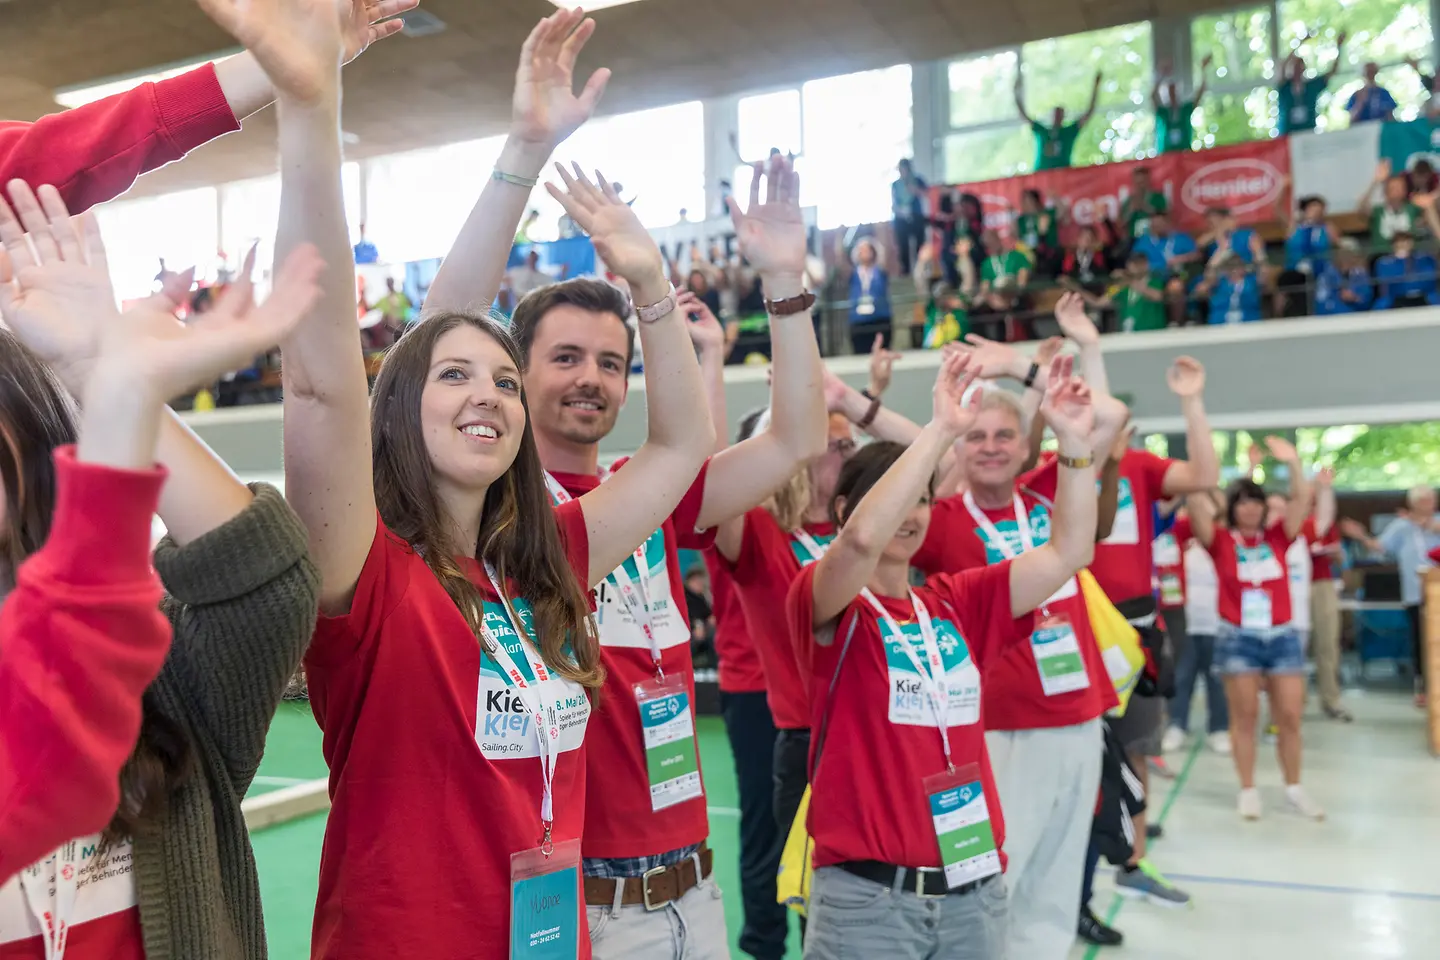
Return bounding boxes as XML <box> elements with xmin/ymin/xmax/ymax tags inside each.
<box><xmin>1</xmin><ymin>0</ymin><xmax>1224</xmax><ymax>198</ymax></box>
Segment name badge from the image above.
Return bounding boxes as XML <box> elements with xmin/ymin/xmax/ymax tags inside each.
<box><xmin>1226</xmin><ymin>309</ymin><xmax>1244</xmax><ymax>324</ymax></box>
<box><xmin>924</xmin><ymin>764</ymin><xmax>1001</xmax><ymax>889</ymax></box>
<box><xmin>857</xmin><ymin>295</ymin><xmax>876</xmax><ymax>316</ymax></box>
<box><xmin>1169</xmin><ymin>128</ymin><xmax>1184</xmax><ymax>146</ymax></box>
<box><xmin>1290</xmin><ymin>105</ymin><xmax>1308</xmax><ymax>124</ymax></box>
<box><xmin>510</xmin><ymin>840</ymin><xmax>581</xmax><ymax>959</ymax></box>
<box><xmin>1159</xmin><ymin>573</ymin><xmax>1184</xmax><ymax>606</ymax></box>
<box><xmin>635</xmin><ymin>675</ymin><xmax>704</xmax><ymax>811</ymax></box>
<box><xmin>1241</xmin><ymin>588</ymin><xmax>1273</xmax><ymax>630</ymax></box>
<box><xmin>1031</xmin><ymin>613</ymin><xmax>1090</xmax><ymax>696</ymax></box>
<box><xmin>1100</xmin><ymin>478</ymin><xmax>1140</xmax><ymax>545</ymax></box>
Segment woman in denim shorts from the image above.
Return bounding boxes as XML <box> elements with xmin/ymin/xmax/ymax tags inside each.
<box><xmin>1188</xmin><ymin>437</ymin><xmax>1326</xmax><ymax>824</ymax></box>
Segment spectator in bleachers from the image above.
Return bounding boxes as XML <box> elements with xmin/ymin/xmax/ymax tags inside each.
<box><xmin>1058</xmin><ymin>225</ymin><xmax>1114</xmax><ymax>294</ymax></box>
<box><xmin>1088</xmin><ymin>253</ymin><xmax>1170</xmax><ymax>332</ymax></box>
<box><xmin>1373</xmin><ymin>231</ymin><xmax>1440</xmax><ymax>309</ymax></box>
<box><xmin>1132</xmin><ymin>212</ymin><xmax>1200</xmax><ymax>276</ymax></box>
<box><xmin>1360</xmin><ymin>163</ymin><xmax>1440</xmax><ymax>242</ymax></box>
<box><xmin>1197</xmin><ymin>252</ymin><xmax>1264</xmax><ymax>324</ymax></box>
<box><xmin>1016</xmin><ymin>69</ymin><xmax>1103</xmax><ymax>171</ymax></box>
<box><xmin>953</xmin><ymin>192</ymin><xmax>987</xmax><ymax>278</ymax></box>
<box><xmin>1348</xmin><ymin>62</ymin><xmax>1398</xmax><ymax>123</ymax></box>
<box><xmin>1015</xmin><ymin>188</ymin><xmax>1061</xmax><ymax>277</ymax></box>
<box><xmin>891</xmin><ymin>158</ymin><xmax>929</xmax><ymax>276</ymax></box>
<box><xmin>685</xmin><ymin>267</ymin><xmax>722</xmax><ymax>317</ymax></box>
<box><xmin>1278</xmin><ymin>31</ymin><xmax>1348</xmax><ymax>134</ymax></box>
<box><xmin>845</xmin><ymin>237</ymin><xmax>894</xmax><ymax>352</ymax></box>
<box><xmin>1405</xmin><ymin>56</ymin><xmax>1439</xmax><ymax>118</ymax></box>
<box><xmin>1313</xmin><ymin>239</ymin><xmax>1375</xmax><ymax>315</ymax></box>
<box><xmin>1199</xmin><ymin>206</ymin><xmax>1266</xmax><ymax>265</ymax></box>
<box><xmin>1275</xmin><ymin>190</ymin><xmax>1339</xmax><ymax>316</ymax></box>
<box><xmin>1406</xmin><ymin>158</ymin><xmax>1440</xmax><ymax>196</ymax></box>
<box><xmin>1152</xmin><ymin>55</ymin><xmax>1212</xmax><ymax>154</ymax></box>
<box><xmin>1122</xmin><ymin>166</ymin><xmax>1169</xmax><ymax>241</ymax></box>
<box><xmin>972</xmin><ymin>229</ymin><xmax>1031</xmax><ymax>339</ymax></box>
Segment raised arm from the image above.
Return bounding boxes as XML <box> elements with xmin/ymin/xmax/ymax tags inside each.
<box><xmin>1014</xmin><ymin>75</ymin><xmax>1036</xmax><ymax>125</ymax></box>
<box><xmin>694</xmin><ymin>156</ymin><xmax>827</xmax><ymax>530</ymax></box>
<box><xmin>1008</xmin><ymin>358</ymin><xmax>1099</xmax><ymax>615</ymax></box>
<box><xmin>1077</xmin><ymin>72</ymin><xmax>1103</xmax><ymax>126</ymax></box>
<box><xmin>1195</xmin><ymin>53</ymin><xmax>1214</xmax><ymax>103</ymax></box>
<box><xmin>424</xmin><ymin>9</ymin><xmax>608</xmax><ymax>314</ymax></box>
<box><xmin>687</xmin><ymin>292</ymin><xmax>752</xmax><ymax>562</ymax></box>
<box><xmin>1187</xmin><ymin>491</ymin><xmax>1218</xmax><ymax>548</ymax></box>
<box><xmin>1313</xmin><ymin>467</ymin><xmax>1336</xmax><ymax>536</ymax></box>
<box><xmin>1329</xmin><ymin>32</ymin><xmax>1348</xmax><ymax>78</ymax></box>
<box><xmin>545</xmin><ymin>166</ymin><xmax>715</xmax><ymax>583</ymax></box>
<box><xmin>808</xmin><ymin>353</ymin><xmax>979</xmax><ymax>628</ymax></box>
<box><xmin>1053</xmin><ymin>290</ymin><xmax>1110</xmax><ymax>396</ymax></box>
<box><xmin>1159</xmin><ymin>357</ymin><xmax>1220</xmax><ymax>495</ymax></box>
<box><xmin>1266</xmin><ymin>435</ymin><xmax>1311</xmax><ymax>539</ymax></box>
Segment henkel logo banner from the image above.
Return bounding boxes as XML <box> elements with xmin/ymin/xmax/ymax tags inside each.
<box><xmin>935</xmin><ymin>138</ymin><xmax>1291</xmax><ymax>239</ymax></box>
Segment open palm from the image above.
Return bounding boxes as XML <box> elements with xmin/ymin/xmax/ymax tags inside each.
<box><xmin>932</xmin><ymin>350</ymin><xmax>980</xmax><ymax>436</ymax></box>
<box><xmin>194</xmin><ymin>0</ymin><xmax>345</xmax><ymax>103</ymax></box>
<box><xmin>512</xmin><ymin>8</ymin><xmax>611</xmax><ymax>148</ymax></box>
<box><xmin>342</xmin><ymin>0</ymin><xmax>417</xmax><ymax>62</ymax></box>
<box><xmin>729</xmin><ymin>155</ymin><xmax>806</xmax><ymax>277</ymax></box>
<box><xmin>1038</xmin><ymin>355</ymin><xmax>1094</xmax><ymax>444</ymax></box>
<box><xmin>548</xmin><ymin>164</ymin><xmax>662</xmax><ymax>284</ymax></box>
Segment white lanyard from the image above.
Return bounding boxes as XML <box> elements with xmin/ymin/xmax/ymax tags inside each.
<box><xmin>19</xmin><ymin>840</ymin><xmax>79</xmax><ymax>960</ymax></box>
<box><xmin>963</xmin><ymin>491</ymin><xmax>1037</xmax><ymax>559</ymax></box>
<box><xmin>857</xmin><ymin>266</ymin><xmax>875</xmax><ymax>294</ymax></box>
<box><xmin>543</xmin><ymin>470</ymin><xmax>662</xmax><ymax>672</ymax></box>
<box><xmin>857</xmin><ymin>588</ymin><xmax>954</xmax><ymax>769</ymax></box>
<box><xmin>1229</xmin><ymin>280</ymin><xmax>1243</xmax><ymax>314</ymax></box>
<box><xmin>1076</xmin><ymin>250</ymin><xmax>1093</xmax><ymax>275</ymax></box>
<box><xmin>1162</xmin><ymin>236</ymin><xmax>1176</xmax><ymax>262</ymax></box>
<box><xmin>480</xmin><ymin>562</ymin><xmax>561</xmax><ymax>850</ymax></box>
<box><xmin>791</xmin><ymin>529</ymin><xmax>830</xmax><ymax>563</ymax></box>
<box><xmin>988</xmin><ymin>256</ymin><xmax>1007</xmax><ymax>280</ymax></box>
<box><xmin>1231</xmin><ymin>530</ymin><xmax>1267</xmax><ymax>586</ymax></box>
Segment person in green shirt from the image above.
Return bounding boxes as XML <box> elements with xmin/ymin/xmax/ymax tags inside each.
<box><xmin>1153</xmin><ymin>54</ymin><xmax>1212</xmax><ymax>154</ymax></box>
<box><xmin>1016</xmin><ymin>70</ymin><xmax>1102</xmax><ymax>171</ymax></box>
<box><xmin>1121</xmin><ymin>166</ymin><xmax>1169</xmax><ymax>242</ymax></box>
<box><xmin>1088</xmin><ymin>253</ymin><xmax>1170</xmax><ymax>332</ymax></box>
<box><xmin>1358</xmin><ymin>160</ymin><xmax>1440</xmax><ymax>243</ymax></box>
<box><xmin>1277</xmin><ymin>29</ymin><xmax>1347</xmax><ymax>134</ymax></box>
<box><xmin>973</xmin><ymin>229</ymin><xmax>1032</xmax><ymax>338</ymax></box>
<box><xmin>1014</xmin><ymin>188</ymin><xmax>1061</xmax><ymax>275</ymax></box>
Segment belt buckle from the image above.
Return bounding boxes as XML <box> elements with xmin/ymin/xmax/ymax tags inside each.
<box><xmin>641</xmin><ymin>864</ymin><xmax>669</xmax><ymax>911</ymax></box>
<box><xmin>914</xmin><ymin>866</ymin><xmax>949</xmax><ymax>900</ymax></box>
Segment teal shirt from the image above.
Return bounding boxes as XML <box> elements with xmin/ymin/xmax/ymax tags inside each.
<box><xmin>1156</xmin><ymin>101</ymin><xmax>1195</xmax><ymax>153</ymax></box>
<box><xmin>1277</xmin><ymin>76</ymin><xmax>1329</xmax><ymax>134</ymax></box>
<box><xmin>1032</xmin><ymin>121</ymin><xmax>1081</xmax><ymax>171</ymax></box>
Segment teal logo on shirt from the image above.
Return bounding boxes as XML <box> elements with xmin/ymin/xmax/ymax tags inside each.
<box><xmin>789</xmin><ymin>531</ymin><xmax>836</xmax><ymax>567</ymax></box>
<box><xmin>880</xmin><ymin>618</ymin><xmax>970</xmax><ymax>675</ymax></box>
<box><xmin>974</xmin><ymin>505</ymin><xmax>1052</xmax><ymax>564</ymax></box>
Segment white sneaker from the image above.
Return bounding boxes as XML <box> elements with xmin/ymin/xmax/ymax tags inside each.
<box><xmin>1285</xmin><ymin>784</ymin><xmax>1326</xmax><ymax>821</ymax></box>
<box><xmin>1238</xmin><ymin>787</ymin><xmax>1262</xmax><ymax>820</ymax></box>
<box><xmin>1161</xmin><ymin>725</ymin><xmax>1186</xmax><ymax>753</ymax></box>
<box><xmin>1207</xmin><ymin>731</ymin><xmax>1232</xmax><ymax>755</ymax></box>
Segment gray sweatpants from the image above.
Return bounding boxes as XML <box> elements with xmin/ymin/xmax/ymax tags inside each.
<box><xmin>984</xmin><ymin>719</ymin><xmax>1103</xmax><ymax>960</ymax></box>
<box><xmin>803</xmin><ymin>866</ymin><xmax>1008</xmax><ymax>960</ymax></box>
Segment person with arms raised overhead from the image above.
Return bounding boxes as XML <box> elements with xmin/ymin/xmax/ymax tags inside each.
<box><xmin>1277</xmin><ymin>29</ymin><xmax>1347</xmax><ymax>134</ymax></box>
<box><xmin>1016</xmin><ymin>69</ymin><xmax>1102</xmax><ymax>172</ymax></box>
<box><xmin>0</xmin><ymin>175</ymin><xmax>325</xmax><ymax>956</ymax></box>
<box><xmin>428</xmin><ymin>100</ymin><xmax>826</xmax><ymax>956</ymax></box>
<box><xmin>1152</xmin><ymin>55</ymin><xmax>1212</xmax><ymax>154</ymax></box>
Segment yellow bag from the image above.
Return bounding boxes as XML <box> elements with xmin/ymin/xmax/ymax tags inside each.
<box><xmin>1077</xmin><ymin>569</ymin><xmax>1147</xmax><ymax>716</ymax></box>
<box><xmin>775</xmin><ymin>786</ymin><xmax>814</xmax><ymax>916</ymax></box>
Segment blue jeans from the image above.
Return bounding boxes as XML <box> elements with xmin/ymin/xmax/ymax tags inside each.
<box><xmin>1168</xmin><ymin>633</ymin><xmax>1229</xmax><ymax>734</ymax></box>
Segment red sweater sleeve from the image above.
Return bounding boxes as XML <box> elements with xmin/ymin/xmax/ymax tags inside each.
<box><xmin>0</xmin><ymin>447</ymin><xmax>170</xmax><ymax>883</ymax></box>
<box><xmin>0</xmin><ymin>64</ymin><xmax>239</xmax><ymax>215</ymax></box>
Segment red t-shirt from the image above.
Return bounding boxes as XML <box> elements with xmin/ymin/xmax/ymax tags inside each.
<box><xmin>720</xmin><ymin>508</ymin><xmax>836</xmax><ymax>730</ymax></box>
<box><xmin>553</xmin><ymin>460</ymin><xmax>717</xmax><ymax>861</ymax></box>
<box><xmin>912</xmin><ymin>490</ymin><xmax>1117</xmax><ymax>730</ymax></box>
<box><xmin>1306</xmin><ymin>519</ymin><xmax>1341</xmax><ymax>581</ymax></box>
<box><xmin>787</xmin><ymin>561</ymin><xmax>1031</xmax><ymax>870</ymax></box>
<box><xmin>1206</xmin><ymin>524</ymin><xmax>1297</xmax><ymax>628</ymax></box>
<box><xmin>304</xmin><ymin>504</ymin><xmax>593</xmax><ymax>960</ymax></box>
<box><xmin>1089</xmin><ymin>450</ymin><xmax>1175</xmax><ymax>603</ymax></box>
<box><xmin>1153</xmin><ymin>514</ymin><xmax>1192</xmax><ymax>610</ymax></box>
<box><xmin>703</xmin><ymin>550</ymin><xmax>766</xmax><ymax>694</ymax></box>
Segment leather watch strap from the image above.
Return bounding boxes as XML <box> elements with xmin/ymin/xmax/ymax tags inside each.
<box><xmin>764</xmin><ymin>291</ymin><xmax>817</xmax><ymax>316</ymax></box>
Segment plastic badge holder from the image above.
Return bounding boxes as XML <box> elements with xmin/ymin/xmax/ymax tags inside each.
<box><xmin>635</xmin><ymin>674</ymin><xmax>704</xmax><ymax>811</ymax></box>
<box><xmin>510</xmin><ymin>838</ymin><xmax>581</xmax><ymax>960</ymax></box>
<box><xmin>923</xmin><ymin>762</ymin><xmax>1001</xmax><ymax>890</ymax></box>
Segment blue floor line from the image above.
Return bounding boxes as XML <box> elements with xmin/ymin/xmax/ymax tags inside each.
<box><xmin>1159</xmin><ymin>873</ymin><xmax>1440</xmax><ymax>902</ymax></box>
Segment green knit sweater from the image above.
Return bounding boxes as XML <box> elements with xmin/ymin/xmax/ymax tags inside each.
<box><xmin>136</xmin><ymin>484</ymin><xmax>320</xmax><ymax>960</ymax></box>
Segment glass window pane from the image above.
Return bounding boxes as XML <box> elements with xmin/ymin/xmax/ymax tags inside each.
<box><xmin>367</xmin><ymin>138</ymin><xmax>507</xmax><ymax>263</ymax></box>
<box><xmin>1020</xmin><ymin>22</ymin><xmax>1153</xmax><ymax>118</ymax></box>
<box><xmin>737</xmin><ymin>89</ymin><xmax>802</xmax><ymax>161</ymax></box>
<box><xmin>1277</xmin><ymin>0</ymin><xmax>1431</xmax><ymax>68</ymax></box>
<box><xmin>1193</xmin><ymin>7</ymin><xmax>1276</xmax><ymax>86</ymax></box>
<box><xmin>1074</xmin><ymin>106</ymin><xmax>1155</xmax><ymax>166</ymax></box>
<box><xmin>1193</xmin><ymin>88</ymin><xmax>1278</xmax><ymax>147</ymax></box>
<box><xmin>802</xmin><ymin>65</ymin><xmax>913</xmax><ymax>229</ymax></box>
<box><xmin>221</xmin><ymin>174</ymin><xmax>279</xmax><ymax>272</ymax></box>
<box><xmin>944</xmin><ymin>126</ymin><xmax>1033</xmax><ymax>182</ymax></box>
<box><xmin>95</xmin><ymin>187</ymin><xmax>218</xmax><ymax>301</ymax></box>
<box><xmin>948</xmin><ymin>52</ymin><xmax>1019</xmax><ymax>127</ymax></box>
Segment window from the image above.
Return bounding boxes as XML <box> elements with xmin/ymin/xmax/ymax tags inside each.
<box><xmin>95</xmin><ymin>188</ymin><xmax>219</xmax><ymax>301</ymax></box>
<box><xmin>801</xmin><ymin>65</ymin><xmax>913</xmax><ymax>229</ymax></box>
<box><xmin>366</xmin><ymin>138</ymin><xmax>508</xmax><ymax>264</ymax></box>
<box><xmin>944</xmin><ymin>126</ymin><xmax>1032</xmax><ymax>182</ymax></box>
<box><xmin>1191</xmin><ymin>6</ymin><xmax>1279</xmax><ymax>145</ymax></box>
<box><xmin>1278</xmin><ymin>0</ymin><xmax>1432</xmax><ymax>124</ymax></box>
<box><xmin>737</xmin><ymin>89</ymin><xmax>802</xmax><ymax>161</ymax></box>
<box><xmin>948</xmin><ymin>52</ymin><xmax>1019</xmax><ymax>128</ymax></box>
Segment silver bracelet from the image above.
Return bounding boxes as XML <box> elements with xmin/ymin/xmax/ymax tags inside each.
<box><xmin>492</xmin><ymin>169</ymin><xmax>539</xmax><ymax>188</ymax></box>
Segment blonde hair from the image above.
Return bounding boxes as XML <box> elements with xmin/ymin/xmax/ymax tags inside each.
<box><xmin>767</xmin><ymin>468</ymin><xmax>814</xmax><ymax>533</ymax></box>
<box><xmin>977</xmin><ymin>387</ymin><xmax>1025</xmax><ymax>424</ymax></box>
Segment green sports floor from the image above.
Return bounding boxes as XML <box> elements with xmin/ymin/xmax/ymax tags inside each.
<box><xmin>247</xmin><ymin>701</ymin><xmax>804</xmax><ymax>959</ymax></box>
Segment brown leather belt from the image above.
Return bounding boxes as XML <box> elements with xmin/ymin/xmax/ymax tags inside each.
<box><xmin>583</xmin><ymin>846</ymin><xmax>714</xmax><ymax>910</ymax></box>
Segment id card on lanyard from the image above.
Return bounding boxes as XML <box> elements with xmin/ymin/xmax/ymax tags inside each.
<box><xmin>859</xmin><ymin>589</ymin><xmax>997</xmax><ymax>888</ymax></box>
<box><xmin>1226</xmin><ymin>281</ymin><xmax>1245</xmax><ymax>324</ymax></box>
<box><xmin>19</xmin><ymin>840</ymin><xmax>78</xmax><ymax>960</ymax></box>
<box><xmin>963</xmin><ymin>492</ymin><xmax>1089</xmax><ymax>697</ymax></box>
<box><xmin>480</xmin><ymin>564</ymin><xmax>581</xmax><ymax>960</ymax></box>
<box><xmin>1232</xmin><ymin>532</ymin><xmax>1277</xmax><ymax>630</ymax></box>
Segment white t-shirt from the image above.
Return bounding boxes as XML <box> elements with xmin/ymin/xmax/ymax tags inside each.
<box><xmin>1184</xmin><ymin>541</ymin><xmax>1219</xmax><ymax>636</ymax></box>
<box><xmin>1287</xmin><ymin>534</ymin><xmax>1313</xmax><ymax>632</ymax></box>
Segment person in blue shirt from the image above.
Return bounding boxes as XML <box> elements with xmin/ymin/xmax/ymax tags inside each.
<box><xmin>1199</xmin><ymin>206</ymin><xmax>1265</xmax><ymax>265</ymax></box>
<box><xmin>1131</xmin><ymin>213</ymin><xmax>1200</xmax><ymax>274</ymax></box>
<box><xmin>1347</xmin><ymin>63</ymin><xmax>1398</xmax><ymax>123</ymax></box>
<box><xmin>1197</xmin><ymin>253</ymin><xmax>1263</xmax><ymax>324</ymax></box>
<box><xmin>1373</xmin><ymin>231</ymin><xmax>1440</xmax><ymax>309</ymax></box>
<box><xmin>846</xmin><ymin>236</ymin><xmax>893</xmax><ymax>352</ymax></box>
<box><xmin>1275</xmin><ymin>193</ymin><xmax>1339</xmax><ymax>316</ymax></box>
<box><xmin>1313</xmin><ymin>241</ymin><xmax>1375</xmax><ymax>315</ymax></box>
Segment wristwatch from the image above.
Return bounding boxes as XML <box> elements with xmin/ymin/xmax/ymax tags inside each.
<box><xmin>764</xmin><ymin>291</ymin><xmax>817</xmax><ymax>316</ymax></box>
<box><xmin>634</xmin><ymin>285</ymin><xmax>678</xmax><ymax>324</ymax></box>
<box><xmin>1022</xmin><ymin>362</ymin><xmax>1041</xmax><ymax>389</ymax></box>
<box><xmin>1056</xmin><ymin>453</ymin><xmax>1094</xmax><ymax>469</ymax></box>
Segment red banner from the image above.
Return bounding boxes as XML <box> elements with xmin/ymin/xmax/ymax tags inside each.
<box><xmin>936</xmin><ymin>138</ymin><xmax>1291</xmax><ymax>240</ymax></box>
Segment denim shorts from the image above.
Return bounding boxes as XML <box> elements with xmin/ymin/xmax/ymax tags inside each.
<box><xmin>1216</xmin><ymin>623</ymin><xmax>1306</xmax><ymax>676</ymax></box>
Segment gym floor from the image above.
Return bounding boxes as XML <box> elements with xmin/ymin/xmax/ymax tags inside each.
<box><xmin>249</xmin><ymin>691</ymin><xmax>1440</xmax><ymax>959</ymax></box>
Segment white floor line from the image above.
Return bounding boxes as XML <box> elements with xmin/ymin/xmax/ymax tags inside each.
<box><xmin>707</xmin><ymin>806</ymin><xmax>741</xmax><ymax>817</ymax></box>
<box><xmin>251</xmin><ymin>775</ymin><xmax>315</xmax><ymax>786</ymax></box>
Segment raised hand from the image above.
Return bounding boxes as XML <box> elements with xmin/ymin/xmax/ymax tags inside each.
<box><xmin>959</xmin><ymin>332</ymin><xmax>1022</xmax><ymax>380</ymax></box>
<box><xmin>511</xmin><ymin>8</ymin><xmax>611</xmax><ymax>150</ymax></box>
<box><xmin>677</xmin><ymin>289</ymin><xmax>725</xmax><ymax>356</ymax></box>
<box><xmin>1166</xmin><ymin>355</ymin><xmax>1206</xmax><ymax>397</ymax></box>
<box><xmin>1038</xmin><ymin>355</ymin><xmax>1095</xmax><ymax>445</ymax></box>
<box><xmin>1247</xmin><ymin>442</ymin><xmax>1266</xmax><ymax>473</ymax></box>
<box><xmin>931</xmin><ymin>350</ymin><xmax>981</xmax><ymax>438</ymax></box>
<box><xmin>1036</xmin><ymin>335</ymin><xmax>1065</xmax><ymax>368</ymax></box>
<box><xmin>548</xmin><ymin>164</ymin><xmax>664</xmax><ymax>291</ymax></box>
<box><xmin>1110</xmin><ymin>421</ymin><xmax>1136</xmax><ymax>461</ymax></box>
<box><xmin>821</xmin><ymin>366</ymin><xmax>852</xmax><ymax>414</ymax></box>
<box><xmin>1315</xmin><ymin>466</ymin><xmax>1335</xmax><ymax>487</ymax></box>
<box><xmin>342</xmin><ymin>0</ymin><xmax>417</xmax><ymax>63</ymax></box>
<box><xmin>728</xmin><ymin>154</ymin><xmax>807</xmax><ymax>280</ymax></box>
<box><xmin>1054</xmin><ymin>291</ymin><xmax>1100</xmax><ymax>346</ymax></box>
<box><xmin>194</xmin><ymin>0</ymin><xmax>345</xmax><ymax>103</ymax></box>
<box><xmin>868</xmin><ymin>333</ymin><xmax>902</xmax><ymax>396</ymax></box>
<box><xmin>1264</xmin><ymin>434</ymin><xmax>1300</xmax><ymax>464</ymax></box>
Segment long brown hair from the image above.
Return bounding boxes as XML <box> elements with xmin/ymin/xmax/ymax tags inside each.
<box><xmin>0</xmin><ymin>330</ymin><xmax>191</xmax><ymax>843</ymax></box>
<box><xmin>370</xmin><ymin>311</ymin><xmax>603</xmax><ymax>689</ymax></box>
